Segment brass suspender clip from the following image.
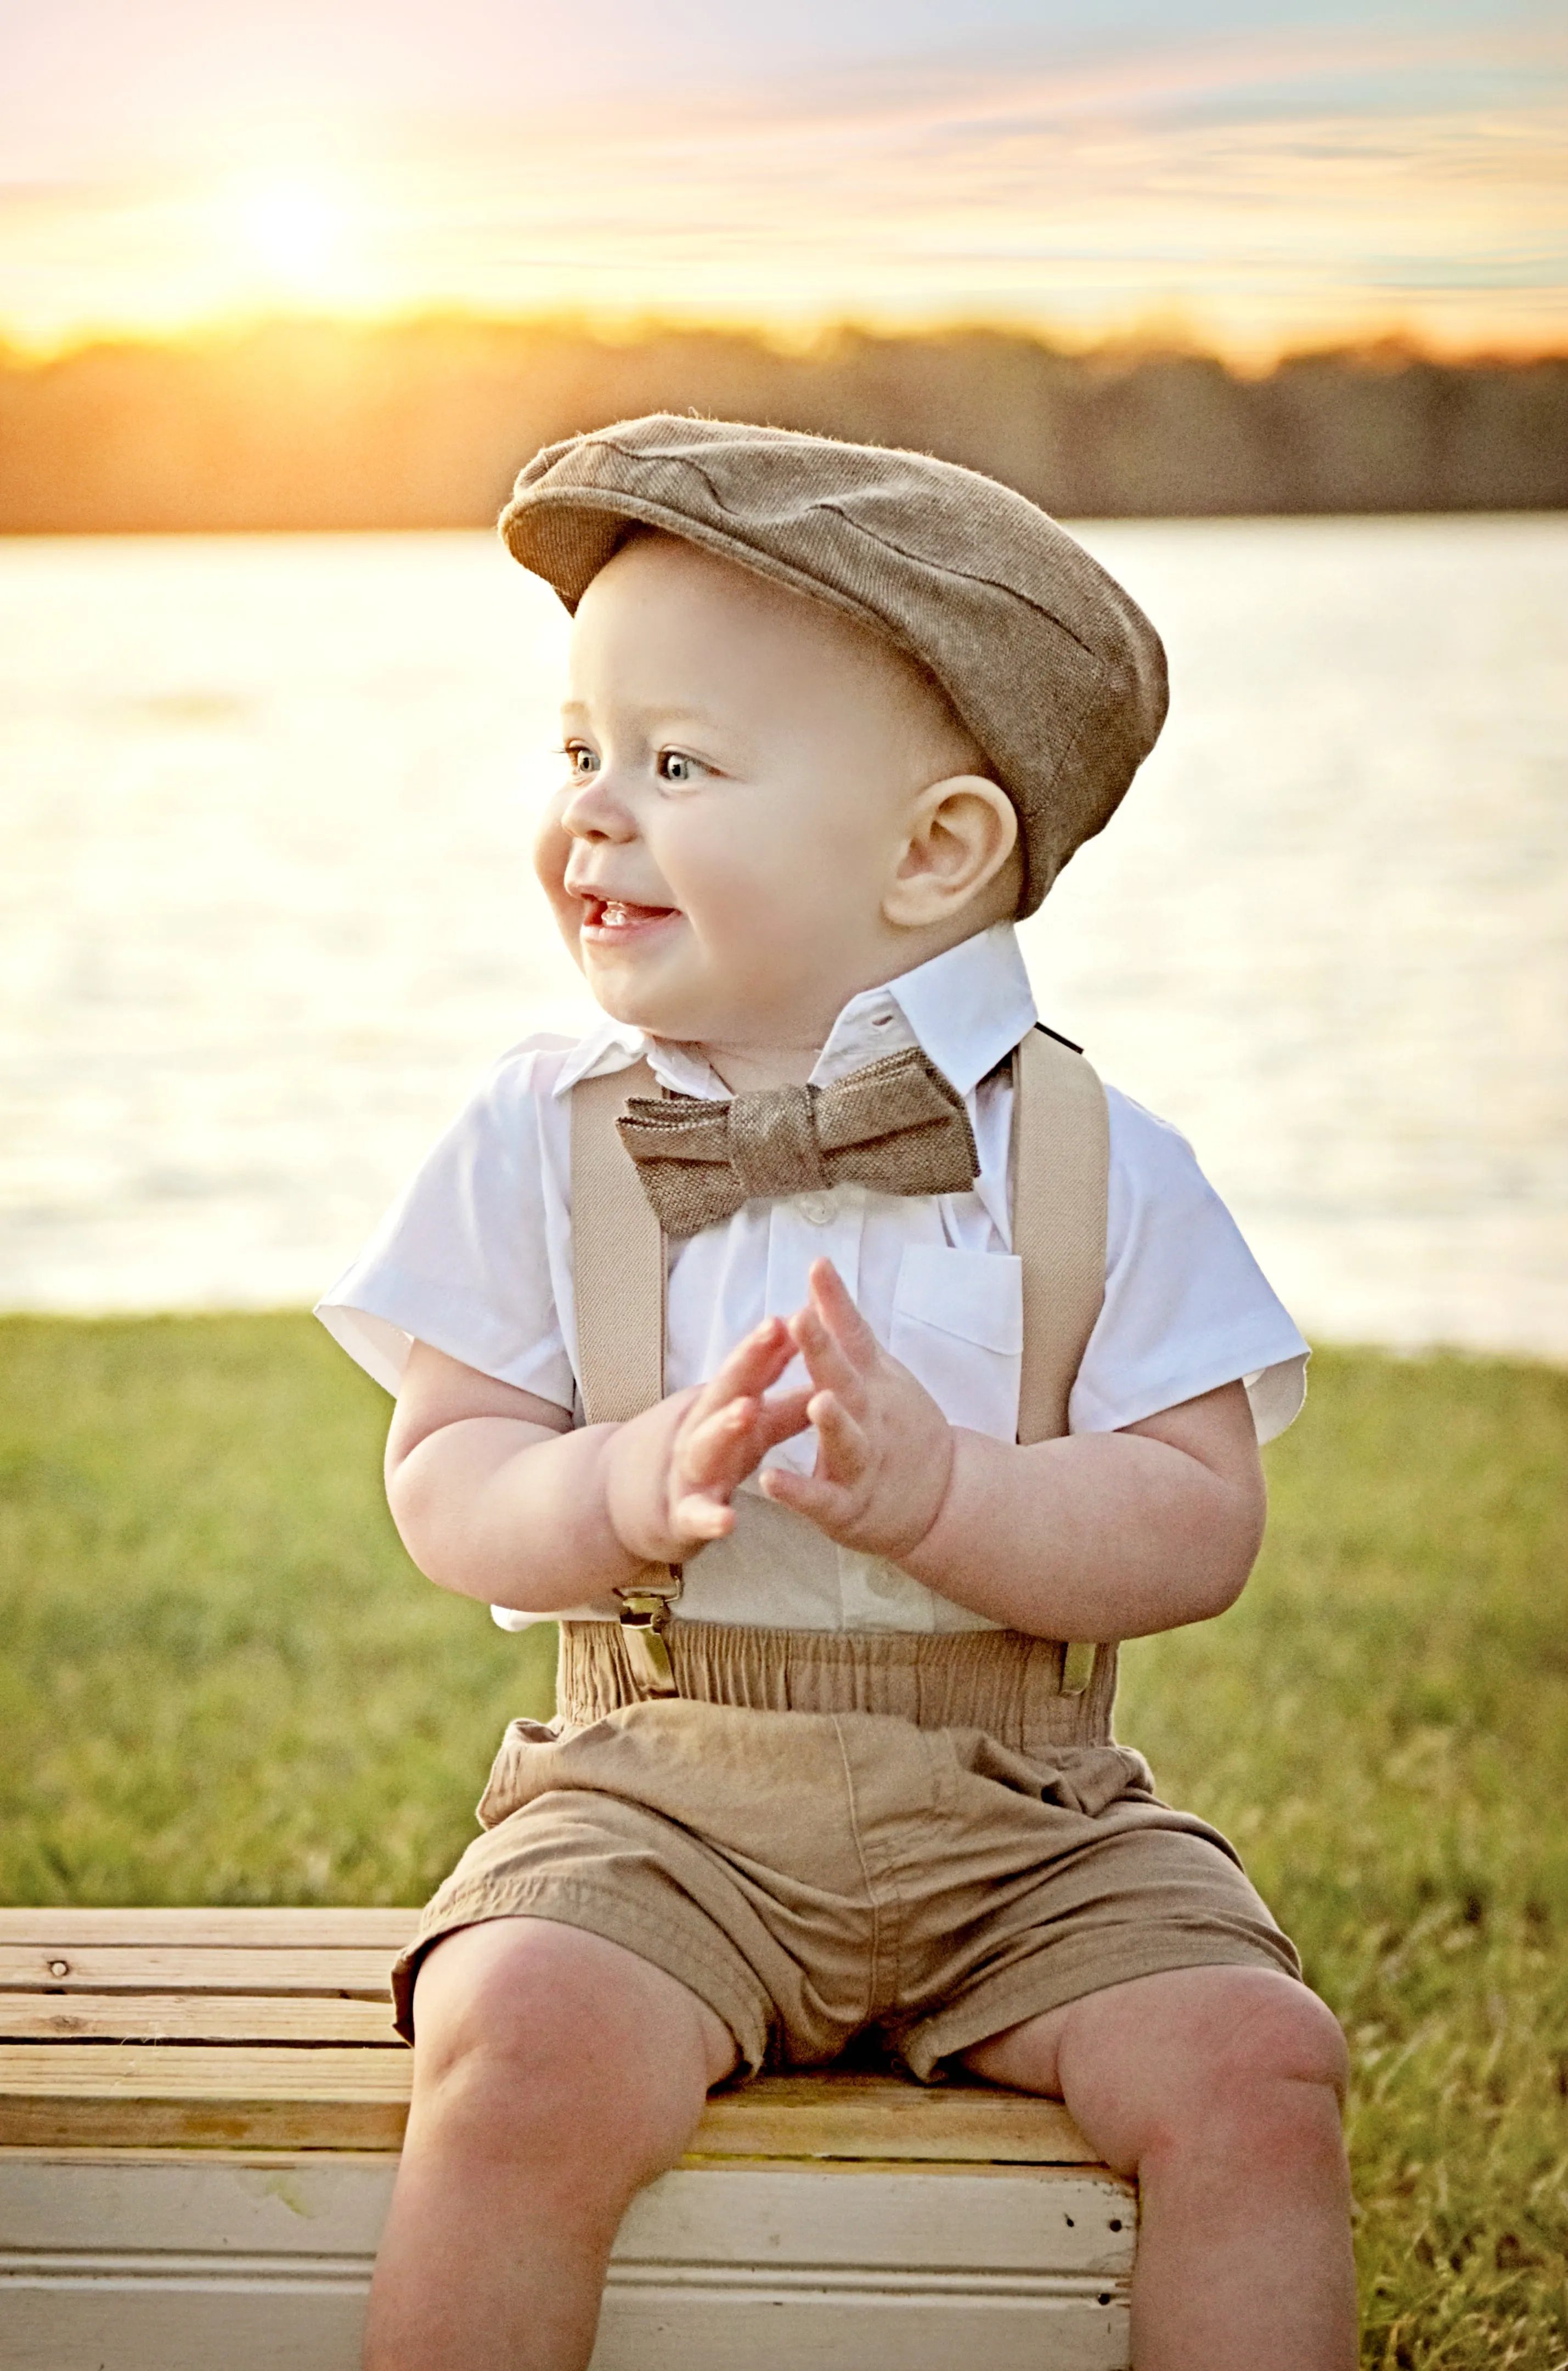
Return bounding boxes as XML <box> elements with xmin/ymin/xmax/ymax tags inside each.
<box><xmin>1059</xmin><ymin>1641</ymin><xmax>1097</xmax><ymax>1696</ymax></box>
<box><xmin>614</xmin><ymin>1573</ymin><xmax>682</xmax><ymax>1699</ymax></box>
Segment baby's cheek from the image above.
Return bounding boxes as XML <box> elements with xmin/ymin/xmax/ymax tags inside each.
<box><xmin>532</xmin><ymin>805</ymin><xmax>571</xmax><ymax>895</ymax></box>
<box><xmin>534</xmin><ymin>817</ymin><xmax>583</xmax><ymax>937</ymax></box>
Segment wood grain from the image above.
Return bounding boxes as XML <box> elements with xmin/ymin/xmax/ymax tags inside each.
<box><xmin>0</xmin><ymin>2048</ymin><xmax>1096</xmax><ymax>2163</ymax></box>
<box><xmin>692</xmin><ymin>2075</ymin><xmax>1099</xmax><ymax>2166</ymax></box>
<box><xmin>0</xmin><ymin>2149</ymin><xmax>1135</xmax><ymax>2265</ymax></box>
<box><xmin>0</xmin><ymin>1910</ymin><xmax>417</xmax><ymax>1949</ymax></box>
<box><xmin>0</xmin><ymin>1946</ymin><xmax>396</xmax><ymax>1997</ymax></box>
<box><xmin>0</xmin><ymin>1994</ymin><xmax>401</xmax><ymax>2045</ymax></box>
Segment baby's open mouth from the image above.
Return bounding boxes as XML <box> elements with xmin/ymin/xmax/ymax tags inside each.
<box><xmin>581</xmin><ymin>895</ymin><xmax>679</xmax><ymax>938</ymax></box>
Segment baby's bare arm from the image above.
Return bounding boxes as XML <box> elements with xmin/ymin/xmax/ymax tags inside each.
<box><xmin>385</xmin><ymin>1327</ymin><xmax>813</xmax><ymax>1613</ymax></box>
<box><xmin>760</xmin><ymin>1261</ymin><xmax>1265</xmax><ymax>1640</ymax></box>
<box><xmin>904</xmin><ymin>1385</ymin><xmax>1266</xmax><ymax>1638</ymax></box>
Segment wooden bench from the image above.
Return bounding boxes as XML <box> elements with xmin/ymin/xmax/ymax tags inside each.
<box><xmin>0</xmin><ymin>1909</ymin><xmax>1136</xmax><ymax>2369</ymax></box>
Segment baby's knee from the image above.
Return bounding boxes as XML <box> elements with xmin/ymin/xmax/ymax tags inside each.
<box><xmin>1211</xmin><ymin>1974</ymin><xmax>1349</xmax><ymax>2103</ymax></box>
<box><xmin>406</xmin><ymin>1917</ymin><xmax>720</xmax><ymax>2186</ymax></box>
<box><xmin>1069</xmin><ymin>1967</ymin><xmax>1347</xmax><ymax>2184</ymax></box>
<box><xmin>1156</xmin><ymin>1972</ymin><xmax>1349</xmax><ymax>2176</ymax></box>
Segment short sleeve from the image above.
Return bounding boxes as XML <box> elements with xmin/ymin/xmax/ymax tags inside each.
<box><xmin>1069</xmin><ymin>1087</ymin><xmax>1309</xmax><ymax>1444</ymax></box>
<box><xmin>314</xmin><ymin>1039</ymin><xmax>578</xmax><ymax>1410</ymax></box>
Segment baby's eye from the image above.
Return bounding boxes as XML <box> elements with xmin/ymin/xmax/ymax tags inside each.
<box><xmin>656</xmin><ymin>749</ymin><xmax>705</xmax><ymax>785</ymax></box>
<box><xmin>563</xmin><ymin>743</ymin><xmax>600</xmax><ymax>778</ymax></box>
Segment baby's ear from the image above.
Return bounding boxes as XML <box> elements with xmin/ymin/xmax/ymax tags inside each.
<box><xmin>884</xmin><ymin>776</ymin><xmax>1021</xmax><ymax>929</ymax></box>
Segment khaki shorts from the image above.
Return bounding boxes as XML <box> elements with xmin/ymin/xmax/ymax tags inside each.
<box><xmin>392</xmin><ymin>1689</ymin><xmax>1299</xmax><ymax>2079</ymax></box>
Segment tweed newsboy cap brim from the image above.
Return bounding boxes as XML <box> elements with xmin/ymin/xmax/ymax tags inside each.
<box><xmin>499</xmin><ymin>415</ymin><xmax>1167</xmax><ymax>912</ymax></box>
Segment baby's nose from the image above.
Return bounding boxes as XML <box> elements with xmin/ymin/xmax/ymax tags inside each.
<box><xmin>562</xmin><ymin>770</ymin><xmax>636</xmax><ymax>839</ymax></box>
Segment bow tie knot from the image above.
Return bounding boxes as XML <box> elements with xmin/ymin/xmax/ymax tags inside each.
<box><xmin>725</xmin><ymin>1083</ymin><xmax>832</xmax><ymax>1201</ymax></box>
<box><xmin>616</xmin><ymin>1046</ymin><xmax>979</xmax><ymax>1238</ymax></box>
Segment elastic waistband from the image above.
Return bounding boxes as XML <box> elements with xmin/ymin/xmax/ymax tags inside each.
<box><xmin>556</xmin><ymin>1619</ymin><xmax>1118</xmax><ymax>1754</ymax></box>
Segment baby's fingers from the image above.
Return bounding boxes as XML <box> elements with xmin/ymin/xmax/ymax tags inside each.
<box><xmin>677</xmin><ymin>1396</ymin><xmax>759</xmax><ymax>1488</ymax></box>
<box><xmin>696</xmin><ymin>1317</ymin><xmax>794</xmax><ymax>1417</ymax></box>
<box><xmin>676</xmin><ymin>1397</ymin><xmax>785</xmax><ymax>1511</ymax></box>
<box><xmin>790</xmin><ymin>1301</ymin><xmax>867</xmax><ymax>1412</ymax></box>
<box><xmin>751</xmin><ymin>1387</ymin><xmax>815</xmax><ymax>1455</ymax></box>
<box><xmin>808</xmin><ymin>1259</ymin><xmax>879</xmax><ymax>1360</ymax></box>
<box><xmin>667</xmin><ymin>1401</ymin><xmax>757</xmax><ymax>1545</ymax></box>
<box><xmin>677</xmin><ymin>1386</ymin><xmax>814</xmax><ymax>1508</ymax></box>
<box><xmin>808</xmin><ymin>1389</ymin><xmax>869</xmax><ymax>1486</ymax></box>
<box><xmin>669</xmin><ymin>1487</ymin><xmax>739</xmax><ymax>1542</ymax></box>
<box><xmin>757</xmin><ymin>1464</ymin><xmax>855</xmax><ymax>1531</ymax></box>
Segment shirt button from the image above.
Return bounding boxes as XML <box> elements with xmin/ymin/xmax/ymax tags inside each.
<box><xmin>798</xmin><ymin>1194</ymin><xmax>834</xmax><ymax>1226</ymax></box>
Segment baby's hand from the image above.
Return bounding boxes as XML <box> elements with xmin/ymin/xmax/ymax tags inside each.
<box><xmin>759</xmin><ymin>1260</ymin><xmax>955</xmax><ymax>1560</ymax></box>
<box><xmin>603</xmin><ymin>1318</ymin><xmax>813</xmax><ymax>1566</ymax></box>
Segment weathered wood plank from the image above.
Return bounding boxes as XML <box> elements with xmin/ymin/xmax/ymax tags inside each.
<box><xmin>592</xmin><ymin>2286</ymin><xmax>1130</xmax><ymax>2371</ymax></box>
<box><xmin>0</xmin><ymin>1995</ymin><xmax>401</xmax><ymax>2045</ymax></box>
<box><xmin>0</xmin><ymin>2050</ymin><xmax>1097</xmax><ymax>2163</ymax></box>
<box><xmin>0</xmin><ymin>1947</ymin><xmax>396</xmax><ymax>1997</ymax></box>
<box><xmin>0</xmin><ymin>2149</ymin><xmax>1136</xmax><ymax>2270</ymax></box>
<box><xmin>0</xmin><ymin>2150</ymin><xmax>1134</xmax><ymax>2370</ymax></box>
<box><xmin>0</xmin><ymin>2284</ymin><xmax>1132</xmax><ymax>2371</ymax></box>
<box><xmin>0</xmin><ymin>1910</ymin><xmax>417</xmax><ymax>1949</ymax></box>
<box><xmin>691</xmin><ymin>2074</ymin><xmax>1099</xmax><ymax>2165</ymax></box>
<box><xmin>0</xmin><ymin>2047</ymin><xmax>409</xmax><ymax>2152</ymax></box>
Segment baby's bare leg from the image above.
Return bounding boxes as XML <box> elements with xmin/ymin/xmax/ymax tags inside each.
<box><xmin>963</xmin><ymin>1964</ymin><xmax>1356</xmax><ymax>2371</ymax></box>
<box><xmin>364</xmin><ymin>1918</ymin><xmax>738</xmax><ymax>2371</ymax></box>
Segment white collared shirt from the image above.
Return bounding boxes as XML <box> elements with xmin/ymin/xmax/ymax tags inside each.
<box><xmin>317</xmin><ymin>923</ymin><xmax>1308</xmax><ymax>1632</ymax></box>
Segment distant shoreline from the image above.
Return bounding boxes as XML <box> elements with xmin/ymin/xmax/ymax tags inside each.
<box><xmin>3</xmin><ymin>318</ymin><xmax>1566</xmax><ymax>533</ymax></box>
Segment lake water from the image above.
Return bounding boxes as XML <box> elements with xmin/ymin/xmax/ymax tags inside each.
<box><xmin>2</xmin><ymin>517</ymin><xmax>1564</xmax><ymax>1358</ymax></box>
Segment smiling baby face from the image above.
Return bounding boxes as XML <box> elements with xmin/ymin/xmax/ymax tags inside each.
<box><xmin>534</xmin><ymin>531</ymin><xmax>1020</xmax><ymax>1072</ymax></box>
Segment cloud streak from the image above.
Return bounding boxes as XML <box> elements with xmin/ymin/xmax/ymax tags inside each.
<box><xmin>0</xmin><ymin>9</ymin><xmax>1562</xmax><ymax>355</ymax></box>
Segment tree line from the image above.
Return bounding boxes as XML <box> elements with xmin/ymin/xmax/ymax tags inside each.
<box><xmin>2</xmin><ymin>317</ymin><xmax>1564</xmax><ymax>530</ymax></box>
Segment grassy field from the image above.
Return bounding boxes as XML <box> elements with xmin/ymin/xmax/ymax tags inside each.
<box><xmin>2</xmin><ymin>1313</ymin><xmax>1565</xmax><ymax>2366</ymax></box>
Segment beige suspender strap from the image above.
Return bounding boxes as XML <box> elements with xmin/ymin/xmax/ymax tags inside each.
<box><xmin>1012</xmin><ymin>1026</ymin><xmax>1112</xmax><ymax>1694</ymax></box>
<box><xmin>574</xmin><ymin>1034</ymin><xmax>1106</xmax><ymax>1435</ymax></box>
<box><xmin>571</xmin><ymin>1060</ymin><xmax>666</xmax><ymax>1426</ymax></box>
<box><xmin>570</xmin><ymin>1058</ymin><xmax>681</xmax><ymax>1696</ymax></box>
<box><xmin>567</xmin><ymin>1030</ymin><xmax>1111</xmax><ymax>1703</ymax></box>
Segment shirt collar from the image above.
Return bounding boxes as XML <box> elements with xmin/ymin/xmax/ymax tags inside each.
<box><xmin>550</xmin><ymin>1015</ymin><xmax>725</xmax><ymax>1101</ymax></box>
<box><xmin>550</xmin><ymin>923</ymin><xmax>1037</xmax><ymax>1104</ymax></box>
<box><xmin>810</xmin><ymin>923</ymin><xmax>1037</xmax><ymax>1097</ymax></box>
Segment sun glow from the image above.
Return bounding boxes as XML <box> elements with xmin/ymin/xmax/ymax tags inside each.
<box><xmin>221</xmin><ymin>167</ymin><xmax>364</xmax><ymax>298</ymax></box>
<box><xmin>0</xmin><ymin>21</ymin><xmax>1561</xmax><ymax>359</ymax></box>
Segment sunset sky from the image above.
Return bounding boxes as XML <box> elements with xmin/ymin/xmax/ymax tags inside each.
<box><xmin>1</xmin><ymin>0</ymin><xmax>1563</xmax><ymax>360</ymax></box>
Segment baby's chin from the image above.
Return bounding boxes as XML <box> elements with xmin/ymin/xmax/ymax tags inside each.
<box><xmin>582</xmin><ymin>971</ymin><xmax>786</xmax><ymax>1058</ymax></box>
<box><xmin>579</xmin><ymin>927</ymin><xmax>826</xmax><ymax>1052</ymax></box>
<box><xmin>579</xmin><ymin>956</ymin><xmax>711</xmax><ymax>1045</ymax></box>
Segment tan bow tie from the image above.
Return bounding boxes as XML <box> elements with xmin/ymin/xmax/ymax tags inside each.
<box><xmin>617</xmin><ymin>1047</ymin><xmax>979</xmax><ymax>1238</ymax></box>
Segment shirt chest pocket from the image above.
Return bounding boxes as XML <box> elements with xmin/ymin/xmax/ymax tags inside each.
<box><xmin>887</xmin><ymin>1245</ymin><xmax>1023</xmax><ymax>1444</ymax></box>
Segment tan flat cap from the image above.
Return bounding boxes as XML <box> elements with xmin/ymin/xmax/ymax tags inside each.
<box><xmin>500</xmin><ymin>414</ymin><xmax>1167</xmax><ymax>912</ymax></box>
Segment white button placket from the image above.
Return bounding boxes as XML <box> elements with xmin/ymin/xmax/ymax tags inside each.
<box><xmin>758</xmin><ymin>1188</ymin><xmax>866</xmax><ymax>1459</ymax></box>
<box><xmin>758</xmin><ymin>1186</ymin><xmax>943</xmax><ymax>1633</ymax></box>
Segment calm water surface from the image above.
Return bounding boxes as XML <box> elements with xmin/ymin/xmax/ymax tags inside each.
<box><xmin>2</xmin><ymin>517</ymin><xmax>1564</xmax><ymax>1356</ymax></box>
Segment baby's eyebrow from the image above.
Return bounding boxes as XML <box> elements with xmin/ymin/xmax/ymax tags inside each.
<box><xmin>560</xmin><ymin>697</ymin><xmax>729</xmax><ymax>739</ymax></box>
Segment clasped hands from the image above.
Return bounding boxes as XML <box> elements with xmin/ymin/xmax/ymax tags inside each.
<box><xmin>602</xmin><ymin>1258</ymin><xmax>954</xmax><ymax>1568</ymax></box>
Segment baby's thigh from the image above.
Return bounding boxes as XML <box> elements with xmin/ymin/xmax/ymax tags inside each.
<box><xmin>409</xmin><ymin>1917</ymin><xmax>737</xmax><ymax>2171</ymax></box>
<box><xmin>966</xmin><ymin>1963</ymin><xmax>1347</xmax><ymax>2176</ymax></box>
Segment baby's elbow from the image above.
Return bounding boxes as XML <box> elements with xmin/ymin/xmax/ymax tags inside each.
<box><xmin>384</xmin><ymin>1452</ymin><xmax>455</xmax><ymax>1590</ymax></box>
<box><xmin>1192</xmin><ymin>1472</ymin><xmax>1267</xmax><ymax>1621</ymax></box>
<box><xmin>385</xmin><ymin>1435</ymin><xmax>490</xmax><ymax>1598</ymax></box>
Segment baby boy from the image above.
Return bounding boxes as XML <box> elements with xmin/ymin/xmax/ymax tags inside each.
<box><xmin>318</xmin><ymin>417</ymin><xmax>1356</xmax><ymax>2369</ymax></box>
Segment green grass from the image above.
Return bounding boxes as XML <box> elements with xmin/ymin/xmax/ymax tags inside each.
<box><xmin>2</xmin><ymin>1315</ymin><xmax>1565</xmax><ymax>2365</ymax></box>
<box><xmin>0</xmin><ymin>1313</ymin><xmax>557</xmax><ymax>1908</ymax></box>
